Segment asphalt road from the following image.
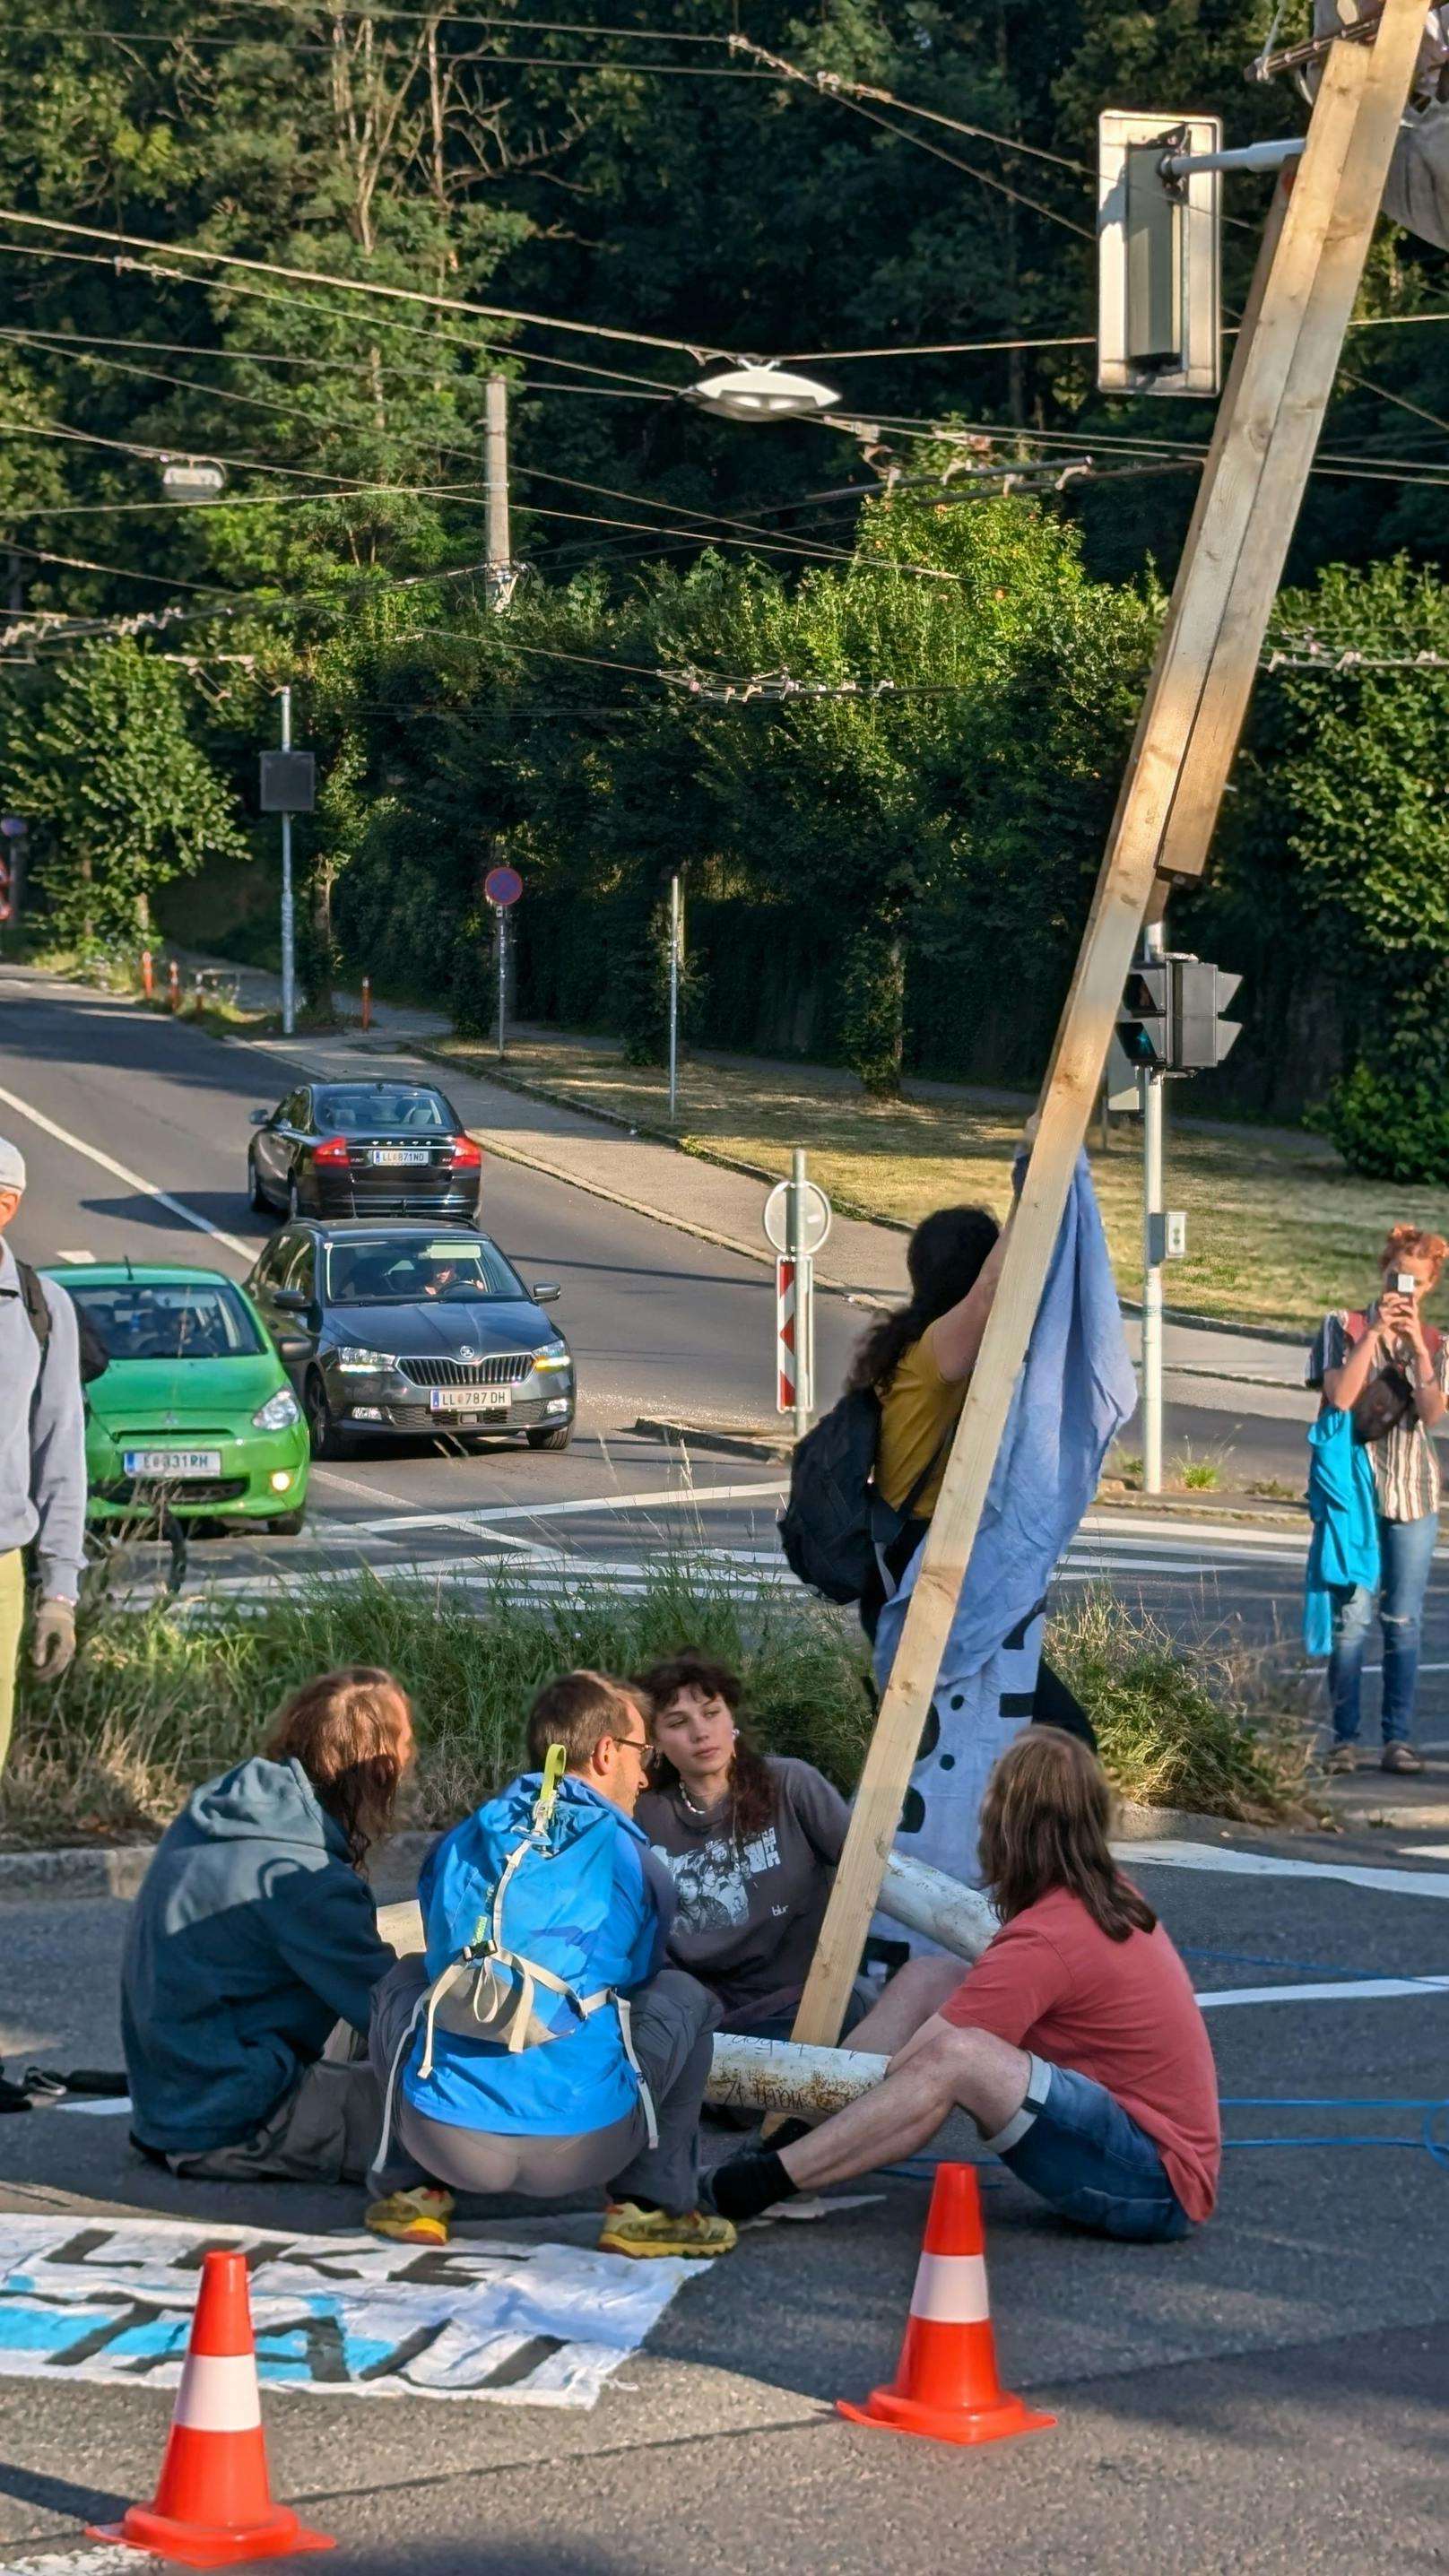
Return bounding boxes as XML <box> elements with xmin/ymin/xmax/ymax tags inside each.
<box><xmin>1</xmin><ymin>1829</ymin><xmax>1446</xmax><ymax>2575</ymax></box>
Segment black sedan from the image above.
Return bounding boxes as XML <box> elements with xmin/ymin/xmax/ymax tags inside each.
<box><xmin>245</xmin><ymin>1223</ymin><xmax>575</xmax><ymax>1456</ymax></box>
<box><xmin>247</xmin><ymin>1080</ymin><xmax>482</xmax><ymax>1224</ymax></box>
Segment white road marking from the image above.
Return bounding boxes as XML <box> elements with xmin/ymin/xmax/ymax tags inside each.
<box><xmin>353</xmin><ymin>1475</ymin><xmax>789</xmax><ymax>1537</ymax></box>
<box><xmin>1121</xmin><ymin>1837</ymin><xmax>1449</xmax><ymax>1900</ymax></box>
<box><xmin>1198</xmin><ymin>1976</ymin><xmax>1449</xmax><ymax>2008</ymax></box>
<box><xmin>0</xmin><ymin>1081</ymin><xmax>254</xmax><ymax>1261</ymax></box>
<box><xmin>0</xmin><ymin>2553</ymin><xmax>139</xmax><ymax>2576</ymax></box>
<box><xmin>1401</xmin><ymin>1843</ymin><xmax>1449</xmax><ymax>1859</ymax></box>
<box><xmin>52</xmin><ymin>1248</ymin><xmax>95</xmax><ymax>1263</ymax></box>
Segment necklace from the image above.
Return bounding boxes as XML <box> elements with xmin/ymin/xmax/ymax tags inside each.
<box><xmin>679</xmin><ymin>1782</ymin><xmax>725</xmax><ymax>1818</ymax></box>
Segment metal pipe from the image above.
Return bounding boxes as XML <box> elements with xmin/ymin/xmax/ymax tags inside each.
<box><xmin>279</xmin><ymin>684</ymin><xmax>295</xmax><ymax>1039</ymax></box>
<box><xmin>1162</xmin><ymin>135</ymin><xmax>1305</xmax><ymax>177</ymax></box>
<box><xmin>485</xmin><ymin>374</ymin><xmax>510</xmax><ymax>609</ymax></box>
<box><xmin>880</xmin><ymin>1852</ymin><xmax>997</xmax><ymax>1962</ymax></box>
<box><xmin>667</xmin><ymin>872</ymin><xmax>681</xmax><ymax>1121</ymax></box>
<box><xmin>789</xmin><ymin>1148</ymin><xmax>810</xmax><ymax>1441</ymax></box>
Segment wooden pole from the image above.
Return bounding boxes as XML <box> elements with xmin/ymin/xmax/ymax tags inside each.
<box><xmin>787</xmin><ymin>0</ymin><xmax>1428</xmax><ymax>2054</ymax></box>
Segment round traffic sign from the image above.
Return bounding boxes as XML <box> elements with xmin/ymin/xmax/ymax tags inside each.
<box><xmin>763</xmin><ymin>1176</ymin><xmax>832</xmax><ymax>1256</ymax></box>
<box><xmin>484</xmin><ymin>865</ymin><xmax>523</xmax><ymax>908</ymax></box>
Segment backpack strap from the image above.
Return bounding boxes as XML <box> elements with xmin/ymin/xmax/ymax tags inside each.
<box><xmin>13</xmin><ymin>1260</ymin><xmax>50</xmax><ymax>1355</ymax></box>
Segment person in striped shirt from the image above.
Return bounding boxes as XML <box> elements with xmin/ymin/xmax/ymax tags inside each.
<box><xmin>1307</xmin><ymin>1225</ymin><xmax>1449</xmax><ymax>1776</ymax></box>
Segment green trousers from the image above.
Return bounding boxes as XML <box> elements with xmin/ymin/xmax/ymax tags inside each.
<box><xmin>0</xmin><ymin>1549</ymin><xmax>24</xmax><ymax>1778</ymax></box>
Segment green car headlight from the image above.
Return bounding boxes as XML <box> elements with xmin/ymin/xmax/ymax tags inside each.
<box><xmin>252</xmin><ymin>1387</ymin><xmax>303</xmax><ymax>1432</ymax></box>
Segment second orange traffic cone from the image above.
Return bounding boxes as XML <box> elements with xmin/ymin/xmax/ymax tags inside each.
<box><xmin>838</xmin><ymin>2162</ymin><xmax>1054</xmax><ymax>2449</ymax></box>
<box><xmin>90</xmin><ymin>2249</ymin><xmax>335</xmax><ymax>2566</ymax></box>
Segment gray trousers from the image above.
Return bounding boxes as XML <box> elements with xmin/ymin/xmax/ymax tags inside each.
<box><xmin>369</xmin><ymin>1956</ymin><xmax>719</xmax><ymax>2214</ymax></box>
<box><xmin>163</xmin><ymin>2054</ymin><xmax>383</xmax><ymax>2186</ymax></box>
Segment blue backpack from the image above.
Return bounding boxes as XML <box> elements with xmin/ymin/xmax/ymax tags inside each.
<box><xmin>407</xmin><ymin>1750</ymin><xmax>655</xmax><ymax>2137</ymax></box>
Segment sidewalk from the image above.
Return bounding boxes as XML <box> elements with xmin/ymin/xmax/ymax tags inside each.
<box><xmin>194</xmin><ymin>950</ymin><xmax>1312</xmax><ymax>1406</ymax></box>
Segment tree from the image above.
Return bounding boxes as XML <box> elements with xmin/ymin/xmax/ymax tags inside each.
<box><xmin>3</xmin><ymin>639</ymin><xmax>249</xmax><ymax>942</ymax></box>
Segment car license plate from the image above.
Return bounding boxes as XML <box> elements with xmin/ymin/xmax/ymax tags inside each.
<box><xmin>369</xmin><ymin>1147</ymin><xmax>429</xmax><ymax>1167</ymax></box>
<box><xmin>123</xmin><ymin>1448</ymin><xmax>222</xmax><ymax>1479</ymax></box>
<box><xmin>429</xmin><ymin>1387</ymin><xmax>506</xmax><ymax>1413</ymax></box>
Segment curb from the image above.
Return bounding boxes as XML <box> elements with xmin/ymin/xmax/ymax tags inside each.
<box><xmin>635</xmin><ymin>1416</ymin><xmax>793</xmax><ymax>1462</ymax></box>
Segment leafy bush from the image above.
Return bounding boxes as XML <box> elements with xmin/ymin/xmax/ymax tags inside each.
<box><xmin>1323</xmin><ymin>1060</ymin><xmax>1449</xmax><ymax>1185</ymax></box>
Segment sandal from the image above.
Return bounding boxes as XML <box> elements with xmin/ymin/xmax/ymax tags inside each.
<box><xmin>1380</xmin><ymin>1743</ymin><xmax>1425</xmax><ymax>1775</ymax></box>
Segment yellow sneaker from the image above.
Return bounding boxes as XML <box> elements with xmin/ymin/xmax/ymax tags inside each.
<box><xmin>597</xmin><ymin>2201</ymin><xmax>736</xmax><ymax>2259</ymax></box>
<box><xmin>365</xmin><ymin>2187</ymin><xmax>455</xmax><ymax>2246</ymax></box>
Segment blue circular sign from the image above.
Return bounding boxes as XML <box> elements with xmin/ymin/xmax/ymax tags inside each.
<box><xmin>484</xmin><ymin>865</ymin><xmax>523</xmax><ymax>908</ymax></box>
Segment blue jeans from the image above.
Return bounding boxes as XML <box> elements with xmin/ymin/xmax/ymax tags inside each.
<box><xmin>1330</xmin><ymin>1509</ymin><xmax>1437</xmax><ymax>1747</ymax></box>
<box><xmin>985</xmin><ymin>2056</ymin><xmax>1193</xmax><ymax>2242</ymax></box>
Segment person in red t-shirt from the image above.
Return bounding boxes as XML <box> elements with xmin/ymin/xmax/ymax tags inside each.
<box><xmin>710</xmin><ymin>1728</ymin><xmax>1221</xmax><ymax>2242</ymax></box>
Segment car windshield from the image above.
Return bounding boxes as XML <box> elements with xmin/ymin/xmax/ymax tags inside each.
<box><xmin>323</xmin><ymin>1236</ymin><xmax>525</xmax><ymax>1305</ymax></box>
<box><xmin>68</xmin><ymin>1281</ymin><xmax>264</xmax><ymax>1360</ymax></box>
<box><xmin>313</xmin><ymin>1087</ymin><xmax>453</xmax><ymax>1133</ymax></box>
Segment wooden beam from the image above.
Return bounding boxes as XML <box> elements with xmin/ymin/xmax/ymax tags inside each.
<box><xmin>787</xmin><ymin>0</ymin><xmax>1427</xmax><ymax>2054</ymax></box>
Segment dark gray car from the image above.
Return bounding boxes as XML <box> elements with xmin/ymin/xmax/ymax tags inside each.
<box><xmin>245</xmin><ymin>1223</ymin><xmax>574</xmax><ymax>1456</ymax></box>
<box><xmin>247</xmin><ymin>1080</ymin><xmax>482</xmax><ymax>1224</ymax></box>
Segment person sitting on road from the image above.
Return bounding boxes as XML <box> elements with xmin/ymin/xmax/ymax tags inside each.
<box><xmin>632</xmin><ymin>1649</ymin><xmax>869</xmax><ymax>2041</ymax></box>
<box><xmin>1308</xmin><ymin>1225</ymin><xmax>1449</xmax><ymax>1778</ymax></box>
<box><xmin>122</xmin><ymin>1668</ymin><xmax>412</xmax><ymax>2183</ymax></box>
<box><xmin>365</xmin><ymin>1670</ymin><xmax>736</xmax><ymax>2260</ymax></box>
<box><xmin>708</xmin><ymin>1728</ymin><xmax>1220</xmax><ymax>2244</ymax></box>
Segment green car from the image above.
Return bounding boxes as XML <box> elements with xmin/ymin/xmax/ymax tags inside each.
<box><xmin>44</xmin><ymin>1262</ymin><xmax>311</xmax><ymax>1533</ymax></box>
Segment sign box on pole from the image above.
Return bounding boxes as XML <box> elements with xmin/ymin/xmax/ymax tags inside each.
<box><xmin>259</xmin><ymin>751</ymin><xmax>316</xmax><ymax>814</ymax></box>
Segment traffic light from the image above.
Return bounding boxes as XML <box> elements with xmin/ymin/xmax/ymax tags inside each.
<box><xmin>1170</xmin><ymin>958</ymin><xmax>1241</xmax><ymax>1071</ymax></box>
<box><xmin>1115</xmin><ymin>955</ymin><xmax>1242</xmax><ymax>1075</ymax></box>
<box><xmin>1116</xmin><ymin>963</ymin><xmax>1172</xmax><ymax>1070</ymax></box>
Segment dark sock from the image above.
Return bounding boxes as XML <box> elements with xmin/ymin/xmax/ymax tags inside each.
<box><xmin>707</xmin><ymin>2148</ymin><xmax>800</xmax><ymax>2225</ymax></box>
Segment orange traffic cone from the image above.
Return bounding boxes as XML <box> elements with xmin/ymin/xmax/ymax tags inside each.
<box><xmin>90</xmin><ymin>2250</ymin><xmax>335</xmax><ymax>2566</ymax></box>
<box><xmin>838</xmin><ymin>2162</ymin><xmax>1054</xmax><ymax>2449</ymax></box>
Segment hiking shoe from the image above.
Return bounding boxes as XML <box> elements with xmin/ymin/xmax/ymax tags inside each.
<box><xmin>1324</xmin><ymin>1741</ymin><xmax>1359</xmax><ymax>1774</ymax></box>
<box><xmin>365</xmin><ymin>2187</ymin><xmax>455</xmax><ymax>2246</ymax></box>
<box><xmin>597</xmin><ymin>2201</ymin><xmax>736</xmax><ymax>2259</ymax></box>
<box><xmin>1381</xmin><ymin>1743</ymin><xmax>1425</xmax><ymax>1775</ymax></box>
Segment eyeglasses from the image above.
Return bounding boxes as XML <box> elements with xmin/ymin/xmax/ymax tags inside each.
<box><xmin>613</xmin><ymin>1734</ymin><xmax>657</xmax><ymax>1770</ymax></box>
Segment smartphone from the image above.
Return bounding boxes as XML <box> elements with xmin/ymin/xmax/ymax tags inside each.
<box><xmin>1391</xmin><ymin>1271</ymin><xmax>1419</xmax><ymax>1296</ymax></box>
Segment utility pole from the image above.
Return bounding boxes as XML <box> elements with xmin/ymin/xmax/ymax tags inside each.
<box><xmin>485</xmin><ymin>374</ymin><xmax>510</xmax><ymax>610</ymax></box>
<box><xmin>279</xmin><ymin>684</ymin><xmax>294</xmax><ymax>1039</ymax></box>
<box><xmin>787</xmin><ymin>1148</ymin><xmax>812</xmax><ymax>1444</ymax></box>
<box><xmin>667</xmin><ymin>872</ymin><xmax>681</xmax><ymax>1120</ymax></box>
<box><xmin>786</xmin><ymin>0</ymin><xmax>1429</xmax><ymax>2058</ymax></box>
<box><xmin>1139</xmin><ymin>922</ymin><xmax>1166</xmax><ymax>1496</ymax></box>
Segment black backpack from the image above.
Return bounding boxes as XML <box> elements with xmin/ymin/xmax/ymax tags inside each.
<box><xmin>17</xmin><ymin>1261</ymin><xmax>109</xmax><ymax>1386</ymax></box>
<box><xmin>778</xmin><ymin>1385</ymin><xmax>950</xmax><ymax>1606</ymax></box>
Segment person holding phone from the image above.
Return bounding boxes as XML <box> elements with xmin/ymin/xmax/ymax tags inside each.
<box><xmin>1307</xmin><ymin>1226</ymin><xmax>1449</xmax><ymax>1774</ymax></box>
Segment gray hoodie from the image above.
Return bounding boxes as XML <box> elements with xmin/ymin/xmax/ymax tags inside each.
<box><xmin>0</xmin><ymin>1241</ymin><xmax>86</xmax><ymax>1600</ymax></box>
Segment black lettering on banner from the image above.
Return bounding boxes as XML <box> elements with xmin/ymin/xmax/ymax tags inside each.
<box><xmin>45</xmin><ymin>2228</ymin><xmax>118</xmax><ymax>2270</ymax></box>
<box><xmin>480</xmin><ymin>2335</ymin><xmax>564</xmax><ymax>2390</ymax></box>
<box><xmin>53</xmin><ymin>2297</ymin><xmax>179</xmax><ymax>2371</ymax></box>
<box><xmin>356</xmin><ymin>2320</ymin><xmax>450</xmax><ymax>2382</ymax></box>
<box><xmin>998</xmin><ymin>1693</ymin><xmax>1035</xmax><ymax>1719</ymax></box>
<box><xmin>254</xmin><ymin>2308</ymin><xmax>351</xmax><ymax>2384</ymax></box>
<box><xmin>273</xmin><ymin>2246</ymin><xmax>371</xmax><ymax>2283</ymax></box>
<box><xmin>395</xmin><ymin>2248</ymin><xmax>504</xmax><ymax>2293</ymax></box>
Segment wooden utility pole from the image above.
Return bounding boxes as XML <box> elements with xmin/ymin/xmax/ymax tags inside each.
<box><xmin>789</xmin><ymin>0</ymin><xmax>1427</xmax><ymax>2051</ymax></box>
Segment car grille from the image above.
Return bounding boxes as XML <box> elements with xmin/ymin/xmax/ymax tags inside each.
<box><xmin>397</xmin><ymin>1355</ymin><xmax>534</xmax><ymax>1387</ymax></box>
<box><xmin>95</xmin><ymin>1478</ymin><xmax>249</xmax><ymax>1505</ymax></box>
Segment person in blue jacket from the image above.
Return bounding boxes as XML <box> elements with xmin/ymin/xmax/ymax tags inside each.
<box><xmin>122</xmin><ymin>1667</ymin><xmax>413</xmax><ymax>2182</ymax></box>
<box><xmin>365</xmin><ymin>1669</ymin><xmax>736</xmax><ymax>2260</ymax></box>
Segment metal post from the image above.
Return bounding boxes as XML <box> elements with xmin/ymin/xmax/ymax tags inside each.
<box><xmin>667</xmin><ymin>872</ymin><xmax>681</xmax><ymax>1121</ymax></box>
<box><xmin>279</xmin><ymin>684</ymin><xmax>295</xmax><ymax>1038</ymax></box>
<box><xmin>485</xmin><ymin>375</ymin><xmax>510</xmax><ymax>609</ymax></box>
<box><xmin>1140</xmin><ymin>924</ymin><xmax>1166</xmax><ymax>1495</ymax></box>
<box><xmin>495</xmin><ymin>904</ymin><xmax>507</xmax><ymax>1059</ymax></box>
<box><xmin>788</xmin><ymin>1147</ymin><xmax>811</xmax><ymax>1443</ymax></box>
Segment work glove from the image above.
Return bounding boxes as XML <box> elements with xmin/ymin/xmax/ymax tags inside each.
<box><xmin>30</xmin><ymin>1598</ymin><xmax>76</xmax><ymax>1681</ymax></box>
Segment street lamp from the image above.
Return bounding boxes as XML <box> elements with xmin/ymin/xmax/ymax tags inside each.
<box><xmin>689</xmin><ymin>361</ymin><xmax>840</xmax><ymax>421</ymax></box>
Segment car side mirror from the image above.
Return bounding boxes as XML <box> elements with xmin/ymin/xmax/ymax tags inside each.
<box><xmin>275</xmin><ymin>1334</ymin><xmax>311</xmax><ymax>1364</ymax></box>
<box><xmin>272</xmin><ymin>1288</ymin><xmax>308</xmax><ymax>1314</ymax></box>
<box><xmin>532</xmin><ymin>1281</ymin><xmax>562</xmax><ymax>1305</ymax></box>
<box><xmin>249</xmin><ymin>1107</ymin><xmax>270</xmax><ymax>1127</ymax></box>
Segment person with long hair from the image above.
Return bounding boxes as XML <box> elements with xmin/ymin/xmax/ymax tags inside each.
<box><xmin>631</xmin><ymin>1650</ymin><xmax>868</xmax><ymax>2039</ymax></box>
<box><xmin>122</xmin><ymin>1667</ymin><xmax>412</xmax><ymax>2183</ymax></box>
<box><xmin>709</xmin><ymin>1730</ymin><xmax>1220</xmax><ymax>2243</ymax></box>
<box><xmin>1308</xmin><ymin>1223</ymin><xmax>1449</xmax><ymax>1776</ymax></box>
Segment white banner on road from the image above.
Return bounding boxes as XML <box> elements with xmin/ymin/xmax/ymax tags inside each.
<box><xmin>0</xmin><ymin>2217</ymin><xmax>690</xmax><ymax>2406</ymax></box>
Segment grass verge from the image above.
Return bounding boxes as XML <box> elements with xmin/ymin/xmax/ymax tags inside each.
<box><xmin>4</xmin><ymin>1567</ymin><xmax>1315</xmax><ymax>1844</ymax></box>
<box><xmin>432</xmin><ymin>1031</ymin><xmax>1418</xmax><ymax>1339</ymax></box>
